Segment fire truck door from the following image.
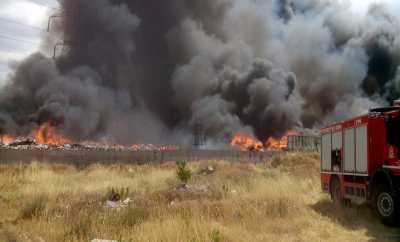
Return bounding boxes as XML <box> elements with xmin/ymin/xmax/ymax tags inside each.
<box><xmin>322</xmin><ymin>132</ymin><xmax>331</xmax><ymax>171</ymax></box>
<box><xmin>356</xmin><ymin>125</ymin><xmax>368</xmax><ymax>173</ymax></box>
<box><xmin>344</xmin><ymin>128</ymin><xmax>355</xmax><ymax>172</ymax></box>
<box><xmin>332</xmin><ymin>131</ymin><xmax>342</xmax><ymax>171</ymax></box>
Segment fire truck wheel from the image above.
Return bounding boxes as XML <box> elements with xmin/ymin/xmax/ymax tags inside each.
<box><xmin>373</xmin><ymin>184</ymin><xmax>399</xmax><ymax>226</ymax></box>
<box><xmin>330</xmin><ymin>177</ymin><xmax>342</xmax><ymax>204</ymax></box>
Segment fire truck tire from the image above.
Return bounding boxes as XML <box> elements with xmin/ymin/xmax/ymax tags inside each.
<box><xmin>373</xmin><ymin>184</ymin><xmax>399</xmax><ymax>226</ymax></box>
<box><xmin>330</xmin><ymin>177</ymin><xmax>342</xmax><ymax>204</ymax></box>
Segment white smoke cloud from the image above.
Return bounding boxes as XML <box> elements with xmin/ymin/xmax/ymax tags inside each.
<box><xmin>348</xmin><ymin>0</ymin><xmax>397</xmax><ymax>15</ymax></box>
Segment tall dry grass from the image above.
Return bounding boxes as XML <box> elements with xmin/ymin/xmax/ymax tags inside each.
<box><xmin>0</xmin><ymin>153</ymin><xmax>398</xmax><ymax>242</ymax></box>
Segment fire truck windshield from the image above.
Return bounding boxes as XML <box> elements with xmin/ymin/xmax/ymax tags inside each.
<box><xmin>385</xmin><ymin>115</ymin><xmax>400</xmax><ymax>146</ymax></box>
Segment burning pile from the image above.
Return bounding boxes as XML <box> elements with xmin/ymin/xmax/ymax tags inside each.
<box><xmin>266</xmin><ymin>130</ymin><xmax>298</xmax><ymax>150</ymax></box>
<box><xmin>230</xmin><ymin>133</ymin><xmax>264</xmax><ymax>152</ymax></box>
<box><xmin>230</xmin><ymin>130</ymin><xmax>298</xmax><ymax>152</ymax></box>
<box><xmin>0</xmin><ymin>123</ymin><xmax>179</xmax><ymax>152</ymax></box>
<box><xmin>0</xmin><ymin>134</ymin><xmax>14</xmax><ymax>146</ymax></box>
<box><xmin>34</xmin><ymin>122</ymin><xmax>72</xmax><ymax>145</ymax></box>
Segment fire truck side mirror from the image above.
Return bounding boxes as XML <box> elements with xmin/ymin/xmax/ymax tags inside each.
<box><xmin>385</xmin><ymin>115</ymin><xmax>400</xmax><ymax>146</ymax></box>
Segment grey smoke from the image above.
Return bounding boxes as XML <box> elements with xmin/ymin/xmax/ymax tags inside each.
<box><xmin>0</xmin><ymin>0</ymin><xmax>400</xmax><ymax>145</ymax></box>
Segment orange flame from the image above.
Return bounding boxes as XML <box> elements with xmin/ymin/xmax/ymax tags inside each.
<box><xmin>230</xmin><ymin>133</ymin><xmax>264</xmax><ymax>151</ymax></box>
<box><xmin>33</xmin><ymin>122</ymin><xmax>72</xmax><ymax>145</ymax></box>
<box><xmin>0</xmin><ymin>123</ymin><xmax>180</xmax><ymax>151</ymax></box>
<box><xmin>1</xmin><ymin>134</ymin><xmax>15</xmax><ymax>145</ymax></box>
<box><xmin>265</xmin><ymin>130</ymin><xmax>298</xmax><ymax>150</ymax></box>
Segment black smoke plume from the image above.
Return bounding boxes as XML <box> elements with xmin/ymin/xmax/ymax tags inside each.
<box><xmin>1</xmin><ymin>0</ymin><xmax>400</xmax><ymax>145</ymax></box>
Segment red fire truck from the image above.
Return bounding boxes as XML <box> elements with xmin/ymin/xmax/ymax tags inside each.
<box><xmin>321</xmin><ymin>103</ymin><xmax>400</xmax><ymax>225</ymax></box>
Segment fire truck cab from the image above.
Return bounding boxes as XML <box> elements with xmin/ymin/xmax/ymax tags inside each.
<box><xmin>321</xmin><ymin>104</ymin><xmax>400</xmax><ymax>225</ymax></box>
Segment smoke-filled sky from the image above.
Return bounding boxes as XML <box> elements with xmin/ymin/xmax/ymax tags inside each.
<box><xmin>0</xmin><ymin>0</ymin><xmax>397</xmax><ymax>82</ymax></box>
<box><xmin>1</xmin><ymin>0</ymin><xmax>397</xmax><ymax>81</ymax></box>
<box><xmin>0</xmin><ymin>0</ymin><xmax>58</xmax><ymax>81</ymax></box>
<box><xmin>1</xmin><ymin>0</ymin><xmax>398</xmax><ymax>82</ymax></box>
<box><xmin>1</xmin><ymin>0</ymin><xmax>400</xmax><ymax>145</ymax></box>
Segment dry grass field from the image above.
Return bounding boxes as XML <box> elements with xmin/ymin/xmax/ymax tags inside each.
<box><xmin>0</xmin><ymin>153</ymin><xmax>399</xmax><ymax>242</ymax></box>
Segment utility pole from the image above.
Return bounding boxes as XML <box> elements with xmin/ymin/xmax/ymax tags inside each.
<box><xmin>193</xmin><ymin>124</ymin><xmax>206</xmax><ymax>148</ymax></box>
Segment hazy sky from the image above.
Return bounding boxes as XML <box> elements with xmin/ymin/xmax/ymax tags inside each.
<box><xmin>0</xmin><ymin>0</ymin><xmax>398</xmax><ymax>82</ymax></box>
<box><xmin>350</xmin><ymin>0</ymin><xmax>398</xmax><ymax>14</ymax></box>
<box><xmin>0</xmin><ymin>0</ymin><xmax>57</xmax><ymax>81</ymax></box>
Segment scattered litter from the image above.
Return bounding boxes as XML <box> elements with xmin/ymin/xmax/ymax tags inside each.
<box><xmin>105</xmin><ymin>200</ymin><xmax>120</xmax><ymax>209</ymax></box>
<box><xmin>122</xmin><ymin>197</ymin><xmax>132</xmax><ymax>205</ymax></box>
<box><xmin>104</xmin><ymin>197</ymin><xmax>133</xmax><ymax>210</ymax></box>
<box><xmin>197</xmin><ymin>165</ymin><xmax>216</xmax><ymax>175</ymax></box>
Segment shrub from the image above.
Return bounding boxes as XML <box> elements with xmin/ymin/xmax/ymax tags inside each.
<box><xmin>176</xmin><ymin>161</ymin><xmax>192</xmax><ymax>184</ymax></box>
<box><xmin>105</xmin><ymin>187</ymin><xmax>129</xmax><ymax>201</ymax></box>
<box><xmin>210</xmin><ymin>229</ymin><xmax>223</xmax><ymax>242</ymax></box>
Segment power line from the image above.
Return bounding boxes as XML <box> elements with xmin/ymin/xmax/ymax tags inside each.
<box><xmin>0</xmin><ymin>34</ymin><xmax>40</xmax><ymax>45</ymax></box>
<box><xmin>29</xmin><ymin>0</ymin><xmax>52</xmax><ymax>7</ymax></box>
<box><xmin>0</xmin><ymin>17</ymin><xmax>45</xmax><ymax>32</ymax></box>
<box><xmin>29</xmin><ymin>0</ymin><xmax>59</xmax><ymax>10</ymax></box>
